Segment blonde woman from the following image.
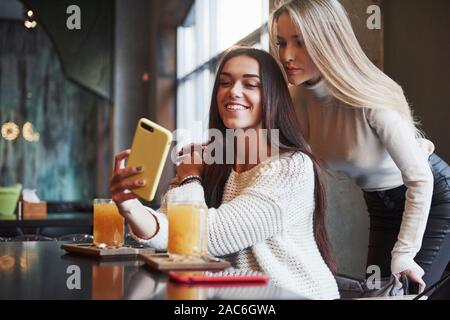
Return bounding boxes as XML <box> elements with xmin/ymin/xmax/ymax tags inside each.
<box><xmin>269</xmin><ymin>0</ymin><xmax>450</xmax><ymax>292</ymax></box>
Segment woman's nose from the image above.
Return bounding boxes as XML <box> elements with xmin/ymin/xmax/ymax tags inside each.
<box><xmin>229</xmin><ymin>82</ymin><xmax>243</xmax><ymax>98</ymax></box>
<box><xmin>281</xmin><ymin>44</ymin><xmax>295</xmax><ymax>64</ymax></box>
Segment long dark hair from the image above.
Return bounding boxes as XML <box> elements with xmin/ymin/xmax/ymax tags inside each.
<box><xmin>202</xmin><ymin>46</ymin><xmax>336</xmax><ymax>273</ymax></box>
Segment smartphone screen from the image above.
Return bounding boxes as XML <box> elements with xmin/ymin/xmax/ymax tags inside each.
<box><xmin>168</xmin><ymin>269</ymin><xmax>269</xmax><ymax>284</ymax></box>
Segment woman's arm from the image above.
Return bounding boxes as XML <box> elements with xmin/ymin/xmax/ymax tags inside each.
<box><xmin>110</xmin><ymin>149</ymin><xmax>179</xmax><ymax>247</ymax></box>
<box><xmin>131</xmin><ymin>152</ymin><xmax>311</xmax><ymax>256</ymax></box>
<box><xmin>366</xmin><ymin>108</ymin><xmax>434</xmax><ymax>278</ymax></box>
<box><xmin>123</xmin><ymin>176</ymin><xmax>180</xmax><ymax>250</ymax></box>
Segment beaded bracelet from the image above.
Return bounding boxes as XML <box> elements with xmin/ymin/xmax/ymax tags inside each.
<box><xmin>180</xmin><ymin>175</ymin><xmax>202</xmax><ymax>186</ymax></box>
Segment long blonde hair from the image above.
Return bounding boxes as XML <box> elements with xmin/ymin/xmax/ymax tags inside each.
<box><xmin>269</xmin><ymin>0</ymin><xmax>422</xmax><ymax>137</ymax></box>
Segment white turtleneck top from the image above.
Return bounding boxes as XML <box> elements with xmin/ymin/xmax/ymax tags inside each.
<box><xmin>295</xmin><ymin>79</ymin><xmax>435</xmax><ymax>277</ymax></box>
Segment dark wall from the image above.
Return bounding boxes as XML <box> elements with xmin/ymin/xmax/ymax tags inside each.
<box><xmin>114</xmin><ymin>0</ymin><xmax>179</xmax><ymax>207</ymax></box>
<box><xmin>24</xmin><ymin>0</ymin><xmax>114</xmax><ymax>99</ymax></box>
<box><xmin>0</xmin><ymin>20</ymin><xmax>111</xmax><ymax>201</ymax></box>
<box><xmin>384</xmin><ymin>0</ymin><xmax>450</xmax><ymax>163</ymax></box>
<box><xmin>114</xmin><ymin>0</ymin><xmax>157</xmax><ymax>154</ymax></box>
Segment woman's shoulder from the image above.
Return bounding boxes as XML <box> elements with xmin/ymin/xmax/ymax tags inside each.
<box><xmin>363</xmin><ymin>107</ymin><xmax>408</xmax><ymax>129</ymax></box>
<box><xmin>230</xmin><ymin>152</ymin><xmax>313</xmax><ymax>189</ymax></box>
<box><xmin>242</xmin><ymin>151</ymin><xmax>316</xmax><ymax>195</ymax></box>
<box><xmin>275</xmin><ymin>150</ymin><xmax>311</xmax><ymax>165</ymax></box>
<box><xmin>258</xmin><ymin>151</ymin><xmax>313</xmax><ymax>178</ymax></box>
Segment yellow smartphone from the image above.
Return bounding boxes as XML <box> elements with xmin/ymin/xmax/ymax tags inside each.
<box><xmin>125</xmin><ymin>118</ymin><xmax>173</xmax><ymax>201</ymax></box>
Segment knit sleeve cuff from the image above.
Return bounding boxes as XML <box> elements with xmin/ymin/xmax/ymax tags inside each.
<box><xmin>390</xmin><ymin>254</ymin><xmax>425</xmax><ymax>277</ymax></box>
<box><xmin>166</xmin><ymin>181</ymin><xmax>205</xmax><ymax>202</ymax></box>
<box><xmin>129</xmin><ymin>206</ymin><xmax>169</xmax><ymax>251</ymax></box>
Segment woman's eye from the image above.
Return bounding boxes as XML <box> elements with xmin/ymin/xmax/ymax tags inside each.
<box><xmin>275</xmin><ymin>41</ymin><xmax>285</xmax><ymax>47</ymax></box>
<box><xmin>245</xmin><ymin>83</ymin><xmax>258</xmax><ymax>88</ymax></box>
<box><xmin>296</xmin><ymin>40</ymin><xmax>303</xmax><ymax>47</ymax></box>
<box><xmin>219</xmin><ymin>81</ymin><xmax>231</xmax><ymax>86</ymax></box>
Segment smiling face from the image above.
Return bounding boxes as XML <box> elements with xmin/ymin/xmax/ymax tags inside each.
<box><xmin>217</xmin><ymin>55</ymin><xmax>263</xmax><ymax>130</ymax></box>
<box><xmin>276</xmin><ymin>12</ymin><xmax>321</xmax><ymax>86</ymax></box>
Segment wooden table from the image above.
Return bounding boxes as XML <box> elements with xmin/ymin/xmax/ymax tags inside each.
<box><xmin>0</xmin><ymin>242</ymin><xmax>306</xmax><ymax>300</ymax></box>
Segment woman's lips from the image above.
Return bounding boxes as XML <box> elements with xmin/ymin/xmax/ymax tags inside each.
<box><xmin>285</xmin><ymin>67</ymin><xmax>303</xmax><ymax>75</ymax></box>
<box><xmin>222</xmin><ymin>103</ymin><xmax>250</xmax><ymax>115</ymax></box>
<box><xmin>224</xmin><ymin>104</ymin><xmax>249</xmax><ymax>111</ymax></box>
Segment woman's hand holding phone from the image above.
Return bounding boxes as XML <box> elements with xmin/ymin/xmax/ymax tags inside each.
<box><xmin>110</xmin><ymin>149</ymin><xmax>159</xmax><ymax>240</ymax></box>
<box><xmin>110</xmin><ymin>149</ymin><xmax>146</xmax><ymax>211</ymax></box>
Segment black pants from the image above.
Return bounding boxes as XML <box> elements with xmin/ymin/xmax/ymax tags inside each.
<box><xmin>364</xmin><ymin>153</ymin><xmax>450</xmax><ymax>287</ymax></box>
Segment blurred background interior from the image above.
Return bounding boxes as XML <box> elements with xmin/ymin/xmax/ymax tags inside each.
<box><xmin>0</xmin><ymin>0</ymin><xmax>449</xmax><ymax>277</ymax></box>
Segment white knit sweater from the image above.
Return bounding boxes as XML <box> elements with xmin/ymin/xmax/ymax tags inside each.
<box><xmin>131</xmin><ymin>151</ymin><xmax>340</xmax><ymax>300</ymax></box>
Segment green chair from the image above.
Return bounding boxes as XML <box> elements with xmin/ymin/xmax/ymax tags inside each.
<box><xmin>0</xmin><ymin>183</ymin><xmax>22</xmax><ymax>217</ymax></box>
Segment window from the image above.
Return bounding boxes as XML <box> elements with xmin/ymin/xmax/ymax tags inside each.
<box><xmin>176</xmin><ymin>0</ymin><xmax>269</xmax><ymax>144</ymax></box>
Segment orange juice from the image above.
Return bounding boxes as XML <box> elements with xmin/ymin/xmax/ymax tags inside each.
<box><xmin>166</xmin><ymin>280</ymin><xmax>206</xmax><ymax>300</ymax></box>
<box><xmin>93</xmin><ymin>201</ymin><xmax>124</xmax><ymax>248</ymax></box>
<box><xmin>167</xmin><ymin>204</ymin><xmax>207</xmax><ymax>257</ymax></box>
<box><xmin>92</xmin><ymin>264</ymin><xmax>124</xmax><ymax>300</ymax></box>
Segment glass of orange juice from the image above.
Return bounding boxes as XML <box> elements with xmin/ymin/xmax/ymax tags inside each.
<box><xmin>93</xmin><ymin>199</ymin><xmax>125</xmax><ymax>248</ymax></box>
<box><xmin>167</xmin><ymin>191</ymin><xmax>207</xmax><ymax>258</ymax></box>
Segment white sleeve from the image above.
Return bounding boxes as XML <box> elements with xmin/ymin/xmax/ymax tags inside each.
<box><xmin>128</xmin><ymin>207</ymin><xmax>169</xmax><ymax>252</ymax></box>
<box><xmin>366</xmin><ymin>108</ymin><xmax>434</xmax><ymax>276</ymax></box>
